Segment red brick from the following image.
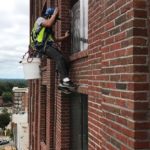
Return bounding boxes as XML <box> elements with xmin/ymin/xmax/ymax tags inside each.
<box><xmin>133</xmin><ymin>0</ymin><xmax>146</xmax><ymax>9</ymax></box>
<box><xmin>29</xmin><ymin>0</ymin><xmax>150</xmax><ymax>150</ymax></box>
<box><xmin>134</xmin><ymin>9</ymin><xmax>147</xmax><ymax>18</ymax></box>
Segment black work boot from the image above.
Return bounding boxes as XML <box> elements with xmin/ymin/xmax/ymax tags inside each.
<box><xmin>59</xmin><ymin>80</ymin><xmax>76</xmax><ymax>91</ymax></box>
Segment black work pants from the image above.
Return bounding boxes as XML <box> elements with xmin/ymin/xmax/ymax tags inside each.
<box><xmin>44</xmin><ymin>45</ymin><xmax>70</xmax><ymax>80</ymax></box>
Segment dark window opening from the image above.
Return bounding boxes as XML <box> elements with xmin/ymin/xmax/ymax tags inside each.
<box><xmin>40</xmin><ymin>85</ymin><xmax>47</xmax><ymax>143</ymax></box>
<box><xmin>71</xmin><ymin>0</ymin><xmax>79</xmax><ymax>8</ymax></box>
<box><xmin>71</xmin><ymin>93</ymin><xmax>88</xmax><ymax>150</ymax></box>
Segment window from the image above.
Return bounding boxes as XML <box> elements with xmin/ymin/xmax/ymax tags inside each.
<box><xmin>80</xmin><ymin>0</ymin><xmax>88</xmax><ymax>51</ymax></box>
<box><xmin>71</xmin><ymin>93</ymin><xmax>88</xmax><ymax>150</ymax></box>
<box><xmin>71</xmin><ymin>0</ymin><xmax>88</xmax><ymax>52</ymax></box>
<box><xmin>40</xmin><ymin>85</ymin><xmax>47</xmax><ymax>143</ymax></box>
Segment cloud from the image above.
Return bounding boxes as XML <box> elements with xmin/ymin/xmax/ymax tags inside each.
<box><xmin>0</xmin><ymin>0</ymin><xmax>29</xmax><ymax>79</ymax></box>
<box><xmin>14</xmin><ymin>0</ymin><xmax>29</xmax><ymax>15</ymax></box>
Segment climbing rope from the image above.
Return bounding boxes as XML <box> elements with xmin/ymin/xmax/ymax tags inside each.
<box><xmin>19</xmin><ymin>48</ymin><xmax>37</xmax><ymax>63</ymax></box>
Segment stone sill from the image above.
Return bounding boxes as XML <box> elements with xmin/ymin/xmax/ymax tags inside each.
<box><xmin>70</xmin><ymin>50</ymin><xmax>88</xmax><ymax>62</ymax></box>
<box><xmin>41</xmin><ymin>66</ymin><xmax>47</xmax><ymax>72</ymax></box>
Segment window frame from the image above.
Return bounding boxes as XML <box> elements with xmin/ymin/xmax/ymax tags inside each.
<box><xmin>71</xmin><ymin>0</ymin><xmax>88</xmax><ymax>53</ymax></box>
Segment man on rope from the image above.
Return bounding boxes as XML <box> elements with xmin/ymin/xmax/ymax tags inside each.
<box><xmin>30</xmin><ymin>7</ymin><xmax>75</xmax><ymax>91</ymax></box>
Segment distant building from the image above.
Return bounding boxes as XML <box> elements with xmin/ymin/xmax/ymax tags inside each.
<box><xmin>12</xmin><ymin>87</ymin><xmax>28</xmax><ymax>113</ymax></box>
<box><xmin>12</xmin><ymin>112</ymin><xmax>29</xmax><ymax>150</ymax></box>
<box><xmin>12</xmin><ymin>87</ymin><xmax>29</xmax><ymax>150</ymax></box>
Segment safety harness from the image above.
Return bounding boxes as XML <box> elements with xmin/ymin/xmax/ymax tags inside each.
<box><xmin>30</xmin><ymin>20</ymin><xmax>54</xmax><ymax>57</ymax></box>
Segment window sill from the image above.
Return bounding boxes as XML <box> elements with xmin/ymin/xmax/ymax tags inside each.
<box><xmin>41</xmin><ymin>66</ymin><xmax>47</xmax><ymax>72</ymax></box>
<box><xmin>77</xmin><ymin>84</ymin><xmax>88</xmax><ymax>94</ymax></box>
<box><xmin>70</xmin><ymin>50</ymin><xmax>88</xmax><ymax>62</ymax></box>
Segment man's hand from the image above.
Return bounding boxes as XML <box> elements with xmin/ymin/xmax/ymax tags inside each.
<box><xmin>54</xmin><ymin>31</ymin><xmax>70</xmax><ymax>42</ymax></box>
<box><xmin>65</xmin><ymin>31</ymin><xmax>70</xmax><ymax>38</ymax></box>
<box><xmin>42</xmin><ymin>7</ymin><xmax>59</xmax><ymax>27</ymax></box>
<box><xmin>54</xmin><ymin>7</ymin><xmax>59</xmax><ymax>16</ymax></box>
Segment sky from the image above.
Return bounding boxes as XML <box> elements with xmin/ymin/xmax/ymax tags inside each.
<box><xmin>0</xmin><ymin>0</ymin><xmax>29</xmax><ymax>79</ymax></box>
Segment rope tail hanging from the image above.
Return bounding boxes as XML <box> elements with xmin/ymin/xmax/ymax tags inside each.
<box><xmin>19</xmin><ymin>48</ymin><xmax>36</xmax><ymax>63</ymax></box>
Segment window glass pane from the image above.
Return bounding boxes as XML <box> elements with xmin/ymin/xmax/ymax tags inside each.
<box><xmin>71</xmin><ymin>0</ymin><xmax>88</xmax><ymax>53</ymax></box>
<box><xmin>80</xmin><ymin>0</ymin><xmax>88</xmax><ymax>51</ymax></box>
<box><xmin>71</xmin><ymin>1</ymin><xmax>80</xmax><ymax>52</ymax></box>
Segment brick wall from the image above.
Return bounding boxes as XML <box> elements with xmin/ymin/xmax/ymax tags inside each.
<box><xmin>55</xmin><ymin>1</ymin><xmax>71</xmax><ymax>149</ymax></box>
<box><xmin>29</xmin><ymin>0</ymin><xmax>150</xmax><ymax>149</ymax></box>
<box><xmin>86</xmin><ymin>0</ymin><xmax>150</xmax><ymax>149</ymax></box>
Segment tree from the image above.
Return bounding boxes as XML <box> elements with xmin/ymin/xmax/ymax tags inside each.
<box><xmin>2</xmin><ymin>108</ymin><xmax>8</xmax><ymax>114</ymax></box>
<box><xmin>0</xmin><ymin>112</ymin><xmax>10</xmax><ymax>130</ymax></box>
<box><xmin>0</xmin><ymin>82</ymin><xmax>5</xmax><ymax>96</ymax></box>
<box><xmin>2</xmin><ymin>92</ymin><xmax>13</xmax><ymax>103</ymax></box>
<box><xmin>0</xmin><ymin>79</ymin><xmax>27</xmax><ymax>96</ymax></box>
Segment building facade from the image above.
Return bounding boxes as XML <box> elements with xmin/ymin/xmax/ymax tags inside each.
<box><xmin>12</xmin><ymin>113</ymin><xmax>29</xmax><ymax>150</ymax></box>
<box><xmin>12</xmin><ymin>87</ymin><xmax>29</xmax><ymax>150</ymax></box>
<box><xmin>12</xmin><ymin>87</ymin><xmax>28</xmax><ymax>113</ymax></box>
<box><xmin>29</xmin><ymin>0</ymin><xmax>150</xmax><ymax>149</ymax></box>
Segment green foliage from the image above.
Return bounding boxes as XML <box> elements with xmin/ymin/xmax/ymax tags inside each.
<box><xmin>2</xmin><ymin>92</ymin><xmax>13</xmax><ymax>103</ymax></box>
<box><xmin>0</xmin><ymin>112</ymin><xmax>10</xmax><ymax>130</ymax></box>
<box><xmin>0</xmin><ymin>79</ymin><xmax>27</xmax><ymax>96</ymax></box>
<box><xmin>2</xmin><ymin>108</ymin><xmax>8</xmax><ymax>113</ymax></box>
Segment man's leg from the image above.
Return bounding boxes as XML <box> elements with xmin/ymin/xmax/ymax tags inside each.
<box><xmin>44</xmin><ymin>45</ymin><xmax>75</xmax><ymax>89</ymax></box>
<box><xmin>45</xmin><ymin>45</ymin><xmax>69</xmax><ymax>80</ymax></box>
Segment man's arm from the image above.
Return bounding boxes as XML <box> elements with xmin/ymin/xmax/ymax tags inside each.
<box><xmin>54</xmin><ymin>31</ymin><xmax>70</xmax><ymax>42</ymax></box>
<box><xmin>42</xmin><ymin>8</ymin><xmax>59</xmax><ymax>27</ymax></box>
